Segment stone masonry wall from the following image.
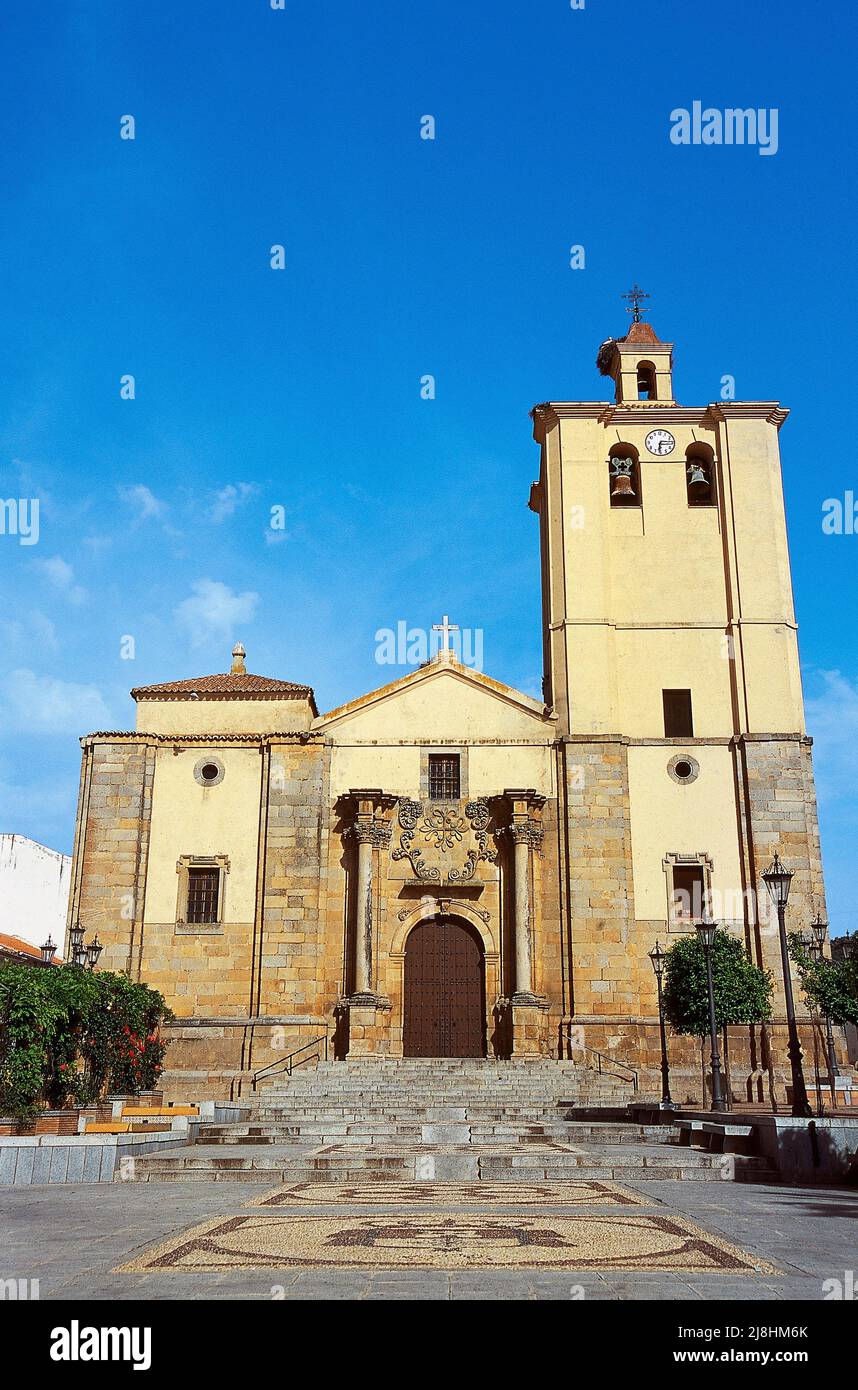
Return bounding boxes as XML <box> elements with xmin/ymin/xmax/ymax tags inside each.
<box><xmin>67</xmin><ymin>739</ymin><xmax>155</xmax><ymax>978</ymax></box>
<box><xmin>255</xmin><ymin>738</ymin><xmax>329</xmax><ymax>1021</ymax></box>
<box><xmin>558</xmin><ymin>736</ymin><xmax>642</xmax><ymax>1025</ymax></box>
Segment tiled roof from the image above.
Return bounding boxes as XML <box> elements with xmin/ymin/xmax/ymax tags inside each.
<box><xmin>84</xmin><ymin>731</ymin><xmax>322</xmax><ymax>742</ymax></box>
<box><xmin>622</xmin><ymin>321</ymin><xmax>663</xmax><ymax>345</ymax></box>
<box><xmin>131</xmin><ymin>672</ymin><xmax>314</xmax><ymax>700</ymax></box>
<box><xmin>0</xmin><ymin>932</ymin><xmax>61</xmax><ymax>964</ymax></box>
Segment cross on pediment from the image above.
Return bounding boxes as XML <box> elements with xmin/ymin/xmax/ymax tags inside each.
<box><xmin>432</xmin><ymin>614</ymin><xmax>459</xmax><ymax>654</ymax></box>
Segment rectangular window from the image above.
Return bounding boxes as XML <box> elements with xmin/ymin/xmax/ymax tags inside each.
<box><xmin>186</xmin><ymin>867</ymin><xmax>220</xmax><ymax>924</ymax></box>
<box><xmin>428</xmin><ymin>753</ymin><xmax>460</xmax><ymax>801</ymax></box>
<box><xmin>671</xmin><ymin>864</ymin><xmax>706</xmax><ymax>923</ymax></box>
<box><xmin>663</xmin><ymin>689</ymin><xmax>694</xmax><ymax>738</ymax></box>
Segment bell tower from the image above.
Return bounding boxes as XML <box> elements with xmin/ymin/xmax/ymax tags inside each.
<box><xmin>597</xmin><ymin>283</ymin><xmax>676</xmax><ymax>405</ymax></box>
<box><xmin>528</xmin><ymin>290</ymin><xmax>827</xmax><ymax>1060</ymax></box>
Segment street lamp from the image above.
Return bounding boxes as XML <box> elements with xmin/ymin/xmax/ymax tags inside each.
<box><xmin>802</xmin><ymin>929</ymin><xmax>824</xmax><ymax>1117</ymax></box>
<box><xmin>695</xmin><ymin>921</ymin><xmax>727</xmax><ymax>1113</ymax></box>
<box><xmin>40</xmin><ymin>935</ymin><xmax>57</xmax><ymax>965</ymax></box>
<box><xmin>762</xmin><ymin>854</ymin><xmax>812</xmax><ymax>1118</ymax></box>
<box><xmin>648</xmin><ymin>941</ymin><xmax>677</xmax><ymax>1111</ymax></box>
<box><xmin>67</xmin><ymin>919</ymin><xmax>85</xmax><ymax>963</ymax></box>
<box><xmin>811</xmin><ymin>913</ymin><xmax>840</xmax><ymax>1104</ymax></box>
<box><xmin>85</xmin><ymin>935</ymin><xmax>103</xmax><ymax>971</ymax></box>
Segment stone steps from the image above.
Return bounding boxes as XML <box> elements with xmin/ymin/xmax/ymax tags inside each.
<box><xmin>126</xmin><ymin>1143</ymin><xmax>774</xmax><ymax>1184</ymax></box>
<box><xmin>124</xmin><ymin>1060</ymin><xmax>774</xmax><ymax>1186</ymax></box>
<box><xmin>193</xmin><ymin>1120</ymin><xmax>675</xmax><ymax>1146</ymax></box>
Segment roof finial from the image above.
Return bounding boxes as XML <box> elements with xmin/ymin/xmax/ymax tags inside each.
<box><xmin>622</xmin><ymin>283</ymin><xmax>651</xmax><ymax>323</ymax></box>
<box><xmin>231</xmin><ymin>641</ymin><xmax>247</xmax><ymax>675</ymax></box>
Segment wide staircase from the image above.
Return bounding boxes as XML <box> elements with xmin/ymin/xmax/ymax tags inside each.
<box><xmin>125</xmin><ymin>1059</ymin><xmax>776</xmax><ymax>1185</ymax></box>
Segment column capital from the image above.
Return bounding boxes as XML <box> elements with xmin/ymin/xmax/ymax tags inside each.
<box><xmin>350</xmin><ymin>820</ymin><xmax>393</xmax><ymax>848</ymax></box>
<box><xmin>507</xmin><ymin>822</ymin><xmax>544</xmax><ymax>849</ymax></box>
<box><xmin>341</xmin><ymin>788</ymin><xmax>397</xmax><ymax>845</ymax></box>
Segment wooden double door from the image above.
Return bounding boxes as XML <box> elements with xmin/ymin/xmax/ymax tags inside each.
<box><xmin>403</xmin><ymin>917</ymin><xmax>486</xmax><ymax>1058</ymax></box>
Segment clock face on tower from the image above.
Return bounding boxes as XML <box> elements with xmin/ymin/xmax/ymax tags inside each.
<box><xmin>645</xmin><ymin>428</ymin><xmax>675</xmax><ymax>456</ymax></box>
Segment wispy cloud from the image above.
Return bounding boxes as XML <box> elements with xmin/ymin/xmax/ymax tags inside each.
<box><xmin>0</xmin><ymin>668</ymin><xmax>112</xmax><ymax>733</ymax></box>
<box><xmin>173</xmin><ymin>578</ymin><xmax>259</xmax><ymax>651</ymax></box>
<box><xmin>805</xmin><ymin>669</ymin><xmax>858</xmax><ymax>821</ymax></box>
<box><xmin>119</xmin><ymin>483</ymin><xmax>168</xmax><ymax>521</ymax></box>
<box><xmin>36</xmin><ymin>555</ymin><xmax>86</xmax><ymax>605</ymax></box>
<box><xmin>0</xmin><ymin>611</ymin><xmax>59</xmax><ymax>654</ymax></box>
<box><xmin>208</xmin><ymin>482</ymin><xmax>258</xmax><ymax>524</ymax></box>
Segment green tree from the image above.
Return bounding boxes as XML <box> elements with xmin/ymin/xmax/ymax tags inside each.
<box><xmin>788</xmin><ymin>932</ymin><xmax>858</xmax><ymax>1027</ymax></box>
<box><xmin>0</xmin><ymin>962</ymin><xmax>172</xmax><ymax>1122</ymax></box>
<box><xmin>662</xmin><ymin>929</ymin><xmax>773</xmax><ymax>1036</ymax></box>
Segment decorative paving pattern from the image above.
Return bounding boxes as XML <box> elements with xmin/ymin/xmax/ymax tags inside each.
<box><xmin>247</xmin><ymin>1180</ymin><xmax>649</xmax><ymax>1208</ymax></box>
<box><xmin>116</xmin><ymin>1211</ymin><xmax>777</xmax><ymax>1274</ymax></box>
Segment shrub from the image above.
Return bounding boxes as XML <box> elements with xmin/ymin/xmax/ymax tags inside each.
<box><xmin>0</xmin><ymin>962</ymin><xmax>172</xmax><ymax>1121</ymax></box>
<box><xmin>662</xmin><ymin>929</ymin><xmax>773</xmax><ymax>1036</ymax></box>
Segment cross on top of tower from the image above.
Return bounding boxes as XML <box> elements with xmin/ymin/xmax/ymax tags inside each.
<box><xmin>432</xmin><ymin>613</ymin><xmax>459</xmax><ymax>655</ymax></box>
<box><xmin>622</xmin><ymin>283</ymin><xmax>651</xmax><ymax>323</ymax></box>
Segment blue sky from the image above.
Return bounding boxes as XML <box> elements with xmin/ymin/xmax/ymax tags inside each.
<box><xmin>0</xmin><ymin>1</ymin><xmax>855</xmax><ymax>934</ymax></box>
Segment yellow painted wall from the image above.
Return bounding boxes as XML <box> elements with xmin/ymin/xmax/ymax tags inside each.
<box><xmin>469</xmin><ymin>744</ymin><xmax>554</xmax><ymax>797</ymax></box>
<box><xmin>537</xmin><ymin>408</ymin><xmax>804</xmax><ymax>737</ymax></box>
<box><xmin>329</xmin><ymin>745</ymin><xmax>421</xmax><ymax>797</ymax></box>
<box><xmin>143</xmin><ymin>746</ymin><xmax>262</xmax><ymax>923</ymax></box>
<box><xmin>323</xmin><ymin>662</ymin><xmax>555</xmax><ymax>800</ymax></box>
<box><xmin>319</xmin><ymin>665</ymin><xmax>549</xmax><ymax>743</ymax></box>
<box><xmin>136</xmin><ymin>697</ymin><xmax>313</xmax><ymax>735</ymax></box>
<box><xmin>627</xmin><ymin>744</ymin><xmax>743</xmax><ymax>924</ymax></box>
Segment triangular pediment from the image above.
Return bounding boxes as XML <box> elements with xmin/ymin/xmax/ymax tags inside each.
<box><xmin>315</xmin><ymin>656</ymin><xmax>553</xmax><ymax>741</ymax></box>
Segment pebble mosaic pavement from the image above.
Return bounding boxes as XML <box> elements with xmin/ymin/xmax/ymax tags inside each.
<box><xmin>116</xmin><ymin>1184</ymin><xmax>777</xmax><ymax>1276</ymax></box>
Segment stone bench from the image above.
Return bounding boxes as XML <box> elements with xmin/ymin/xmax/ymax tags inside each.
<box><xmin>676</xmin><ymin>1119</ymin><xmax>754</xmax><ymax>1155</ymax></box>
<box><xmin>117</xmin><ymin>1105</ymin><xmax>200</xmax><ymax>1119</ymax></box>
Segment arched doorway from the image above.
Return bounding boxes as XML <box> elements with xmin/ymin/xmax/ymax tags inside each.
<box><xmin>403</xmin><ymin>916</ymin><xmax>486</xmax><ymax>1058</ymax></box>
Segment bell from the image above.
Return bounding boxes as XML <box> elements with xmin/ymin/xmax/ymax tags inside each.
<box><xmin>687</xmin><ymin>462</ymin><xmax>709</xmax><ymax>494</ymax></box>
<box><xmin>610</xmin><ymin>458</ymin><xmax>636</xmax><ymax>498</ymax></box>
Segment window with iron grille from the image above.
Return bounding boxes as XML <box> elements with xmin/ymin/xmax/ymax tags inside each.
<box><xmin>186</xmin><ymin>867</ymin><xmax>220</xmax><ymax>924</ymax></box>
<box><xmin>428</xmin><ymin>753</ymin><xmax>460</xmax><ymax>801</ymax></box>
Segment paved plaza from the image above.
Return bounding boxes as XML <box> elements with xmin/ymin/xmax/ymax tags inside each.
<box><xmin>3</xmin><ymin>1177</ymin><xmax>855</xmax><ymax>1301</ymax></box>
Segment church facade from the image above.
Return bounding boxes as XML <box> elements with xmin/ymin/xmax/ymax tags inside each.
<box><xmin>66</xmin><ymin>311</ymin><xmax>828</xmax><ymax>1097</ymax></box>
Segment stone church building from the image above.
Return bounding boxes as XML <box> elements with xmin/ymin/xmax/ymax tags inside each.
<box><xmin>66</xmin><ymin>311</ymin><xmax>828</xmax><ymax>1098</ymax></box>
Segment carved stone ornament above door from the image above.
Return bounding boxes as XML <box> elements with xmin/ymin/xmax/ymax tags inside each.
<box><xmin>391</xmin><ymin>797</ymin><xmax>498</xmax><ymax>884</ymax></box>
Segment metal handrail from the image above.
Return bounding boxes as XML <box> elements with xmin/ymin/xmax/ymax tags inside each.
<box><xmin>587</xmin><ymin>1048</ymin><xmax>639</xmax><ymax>1093</ymax></box>
<box><xmin>251</xmin><ymin>1034</ymin><xmax>329</xmax><ymax>1091</ymax></box>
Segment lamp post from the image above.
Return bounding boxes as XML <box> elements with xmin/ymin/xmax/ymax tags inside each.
<box><xmin>85</xmin><ymin>935</ymin><xmax>103</xmax><ymax>971</ymax></box>
<box><xmin>67</xmin><ymin>919</ymin><xmax>85</xmax><ymax>964</ymax></box>
<box><xmin>695</xmin><ymin>921</ymin><xmax>727</xmax><ymax>1113</ymax></box>
<box><xmin>811</xmin><ymin>914</ymin><xmax>839</xmax><ymax>1107</ymax></box>
<box><xmin>40</xmin><ymin>935</ymin><xmax>56</xmax><ymax>965</ymax></box>
<box><xmin>648</xmin><ymin>941</ymin><xmax>677</xmax><ymax>1111</ymax></box>
<box><xmin>762</xmin><ymin>855</ymin><xmax>812</xmax><ymax>1119</ymax></box>
<box><xmin>802</xmin><ymin>930</ymin><xmax>824</xmax><ymax>1117</ymax></box>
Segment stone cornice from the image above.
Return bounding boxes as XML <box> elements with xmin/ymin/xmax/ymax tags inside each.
<box><xmin>81</xmin><ymin>731</ymin><xmax>323</xmax><ymax>748</ymax></box>
<box><xmin>558</xmin><ymin>732</ymin><xmax>811</xmax><ymax>746</ymax></box>
<box><xmin>531</xmin><ymin>400</ymin><xmax>790</xmax><ymax>438</ymax></box>
<box><xmin>707</xmin><ymin>402</ymin><xmax>790</xmax><ymax>428</ymax></box>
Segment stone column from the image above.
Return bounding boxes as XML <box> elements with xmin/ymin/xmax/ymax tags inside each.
<box><xmin>338</xmin><ymin>790</ymin><xmax>395</xmax><ymax>1056</ymax></box>
<box><xmin>511</xmin><ymin>824</ymin><xmax>537</xmax><ymax>999</ymax></box>
<box><xmin>504</xmin><ymin>789</ymin><xmax>549</xmax><ymax>1056</ymax></box>
<box><xmin>353</xmin><ymin>820</ymin><xmax>388</xmax><ymax>995</ymax></box>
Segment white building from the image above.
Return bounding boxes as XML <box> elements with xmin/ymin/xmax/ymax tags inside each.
<box><xmin>0</xmin><ymin>835</ymin><xmax>71</xmax><ymax>957</ymax></box>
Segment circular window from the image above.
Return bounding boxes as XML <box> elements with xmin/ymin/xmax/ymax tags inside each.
<box><xmin>193</xmin><ymin>756</ymin><xmax>225</xmax><ymax>788</ymax></box>
<box><xmin>668</xmin><ymin>753</ymin><xmax>699</xmax><ymax>785</ymax></box>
